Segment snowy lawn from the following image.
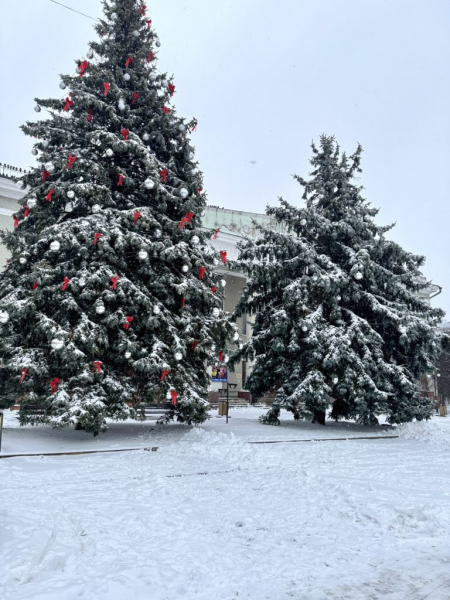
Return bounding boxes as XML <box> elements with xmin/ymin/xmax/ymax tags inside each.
<box><xmin>1</xmin><ymin>410</ymin><xmax>450</xmax><ymax>600</ymax></box>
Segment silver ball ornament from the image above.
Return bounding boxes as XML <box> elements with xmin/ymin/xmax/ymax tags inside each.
<box><xmin>179</xmin><ymin>187</ymin><xmax>189</xmax><ymax>199</ymax></box>
<box><xmin>124</xmin><ymin>73</ymin><xmax>131</xmax><ymax>82</ymax></box>
<box><xmin>19</xmin><ymin>257</ymin><xmax>27</xmax><ymax>265</ymax></box>
<box><xmin>178</xmin><ymin>124</ymin><xmax>186</xmax><ymax>132</ymax></box>
<box><xmin>125</xmin><ymin>351</ymin><xmax>132</xmax><ymax>359</ymax></box>
<box><xmin>155</xmin><ymin>39</ymin><xmax>161</xmax><ymax>47</ymax></box>
<box><xmin>59</xmin><ymin>81</ymin><xmax>66</xmax><ymax>90</ymax></box>
<box><xmin>50</xmin><ymin>241</ymin><xmax>61</xmax><ymax>252</ymax></box>
<box><xmin>191</xmin><ymin>235</ymin><xmax>200</xmax><ymax>246</ymax></box>
<box><xmin>31</xmin><ymin>148</ymin><xmax>38</xmax><ymax>156</ymax></box>
<box><xmin>174</xmin><ymin>351</ymin><xmax>182</xmax><ymax>361</ymax></box>
<box><xmin>67</xmin><ymin>190</ymin><xmax>75</xmax><ymax>199</ymax></box>
<box><xmin>132</xmin><ymin>30</ymin><xmax>140</xmax><ymax>37</ymax></box>
<box><xmin>138</xmin><ymin>249</ymin><xmax>148</xmax><ymax>260</ymax></box>
<box><xmin>300</xmin><ymin>219</ymin><xmax>307</xmax><ymax>226</ymax></box>
<box><xmin>182</xmin><ymin>265</ymin><xmax>189</xmax><ymax>273</ymax></box>
<box><xmin>144</xmin><ymin>178</ymin><xmax>155</xmax><ymax>189</ymax></box>
<box><xmin>45</xmin><ymin>162</ymin><xmax>54</xmax><ymax>172</ymax></box>
<box><xmin>143</xmin><ymin>133</ymin><xmax>150</xmax><ymax>141</ymax></box>
<box><xmin>51</xmin><ymin>338</ymin><xmax>64</xmax><ymax>350</ymax></box>
<box><xmin>106</xmin><ymin>148</ymin><xmax>114</xmax><ymax>157</ymax></box>
<box><xmin>301</xmin><ymin>325</ymin><xmax>308</xmax><ymax>332</ymax></box>
<box><xmin>34</xmin><ymin>105</ymin><xmax>41</xmax><ymax>113</ymax></box>
<box><xmin>354</xmin><ymin>272</ymin><xmax>363</xmax><ymax>280</ymax></box>
<box><xmin>96</xmin><ymin>303</ymin><xmax>106</xmax><ymax>315</ymax></box>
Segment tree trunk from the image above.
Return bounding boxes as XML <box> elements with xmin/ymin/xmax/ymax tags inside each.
<box><xmin>312</xmin><ymin>410</ymin><xmax>326</xmax><ymax>426</ymax></box>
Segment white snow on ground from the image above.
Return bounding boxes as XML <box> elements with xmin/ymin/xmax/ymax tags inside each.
<box><xmin>1</xmin><ymin>409</ymin><xmax>450</xmax><ymax>600</ymax></box>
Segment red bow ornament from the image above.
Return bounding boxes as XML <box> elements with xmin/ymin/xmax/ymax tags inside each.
<box><xmin>93</xmin><ymin>232</ymin><xmax>103</xmax><ymax>245</ymax></box>
<box><xmin>103</xmin><ymin>82</ymin><xmax>110</xmax><ymax>96</ymax></box>
<box><xmin>220</xmin><ymin>251</ymin><xmax>227</xmax><ymax>265</ymax></box>
<box><xmin>123</xmin><ymin>316</ymin><xmax>134</xmax><ymax>330</ymax></box>
<box><xmin>199</xmin><ymin>267</ymin><xmax>206</xmax><ymax>280</ymax></box>
<box><xmin>92</xmin><ymin>361</ymin><xmax>103</xmax><ymax>374</ymax></box>
<box><xmin>212</xmin><ymin>228</ymin><xmax>220</xmax><ymax>240</ymax></box>
<box><xmin>160</xmin><ymin>169</ymin><xmax>168</xmax><ymax>182</ymax></box>
<box><xmin>50</xmin><ymin>377</ymin><xmax>61</xmax><ymax>394</ymax></box>
<box><xmin>125</xmin><ymin>56</ymin><xmax>134</xmax><ymax>68</ymax></box>
<box><xmin>181</xmin><ymin>297</ymin><xmax>186</xmax><ymax>310</ymax></box>
<box><xmin>131</xmin><ymin>92</ymin><xmax>139</xmax><ymax>105</ymax></box>
<box><xmin>13</xmin><ymin>215</ymin><xmax>19</xmax><ymax>228</ymax></box>
<box><xmin>170</xmin><ymin>390</ymin><xmax>178</xmax><ymax>406</ymax></box>
<box><xmin>133</xmin><ymin>210</ymin><xmax>141</xmax><ymax>225</ymax></box>
<box><xmin>118</xmin><ymin>174</ymin><xmax>124</xmax><ymax>186</ymax></box>
<box><xmin>20</xmin><ymin>368</ymin><xmax>27</xmax><ymax>384</ymax></box>
<box><xmin>46</xmin><ymin>188</ymin><xmax>55</xmax><ymax>202</ymax></box>
<box><xmin>33</xmin><ymin>282</ymin><xmax>38</xmax><ymax>290</ymax></box>
<box><xmin>24</xmin><ymin>206</ymin><xmax>30</xmax><ymax>218</ymax></box>
<box><xmin>42</xmin><ymin>170</ymin><xmax>50</xmax><ymax>182</ymax></box>
<box><xmin>121</xmin><ymin>128</ymin><xmax>129</xmax><ymax>140</ymax></box>
<box><xmin>178</xmin><ymin>217</ymin><xmax>188</xmax><ymax>230</ymax></box>
<box><xmin>146</xmin><ymin>19</ymin><xmax>152</xmax><ymax>28</ymax></box>
<box><xmin>161</xmin><ymin>369</ymin><xmax>170</xmax><ymax>381</ymax></box>
<box><xmin>162</xmin><ymin>106</ymin><xmax>169</xmax><ymax>115</ymax></box>
<box><xmin>168</xmin><ymin>84</ymin><xmax>176</xmax><ymax>97</ymax></box>
<box><xmin>219</xmin><ymin>350</ymin><xmax>224</xmax><ymax>363</ymax></box>
<box><xmin>185</xmin><ymin>211</ymin><xmax>194</xmax><ymax>224</ymax></box>
<box><xmin>78</xmin><ymin>60</ymin><xmax>89</xmax><ymax>77</ymax></box>
<box><xmin>138</xmin><ymin>4</ymin><xmax>147</xmax><ymax>15</ymax></box>
<box><xmin>147</xmin><ymin>51</ymin><xmax>154</xmax><ymax>63</ymax></box>
<box><xmin>63</xmin><ymin>97</ymin><xmax>74</xmax><ymax>112</ymax></box>
<box><xmin>192</xmin><ymin>340</ymin><xmax>198</xmax><ymax>351</ymax></box>
<box><xmin>62</xmin><ymin>277</ymin><xmax>70</xmax><ymax>291</ymax></box>
<box><xmin>87</xmin><ymin>109</ymin><xmax>93</xmax><ymax>122</ymax></box>
<box><xmin>68</xmin><ymin>155</ymin><xmax>77</xmax><ymax>169</ymax></box>
<box><xmin>111</xmin><ymin>276</ymin><xmax>119</xmax><ymax>290</ymax></box>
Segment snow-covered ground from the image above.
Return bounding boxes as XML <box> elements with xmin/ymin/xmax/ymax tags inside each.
<box><xmin>1</xmin><ymin>409</ymin><xmax>450</xmax><ymax>599</ymax></box>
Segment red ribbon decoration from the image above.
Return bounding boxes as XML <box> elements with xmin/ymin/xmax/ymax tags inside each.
<box><xmin>92</xmin><ymin>361</ymin><xmax>103</xmax><ymax>374</ymax></box>
<box><xmin>87</xmin><ymin>109</ymin><xmax>93</xmax><ymax>122</ymax></box>
<box><xmin>63</xmin><ymin>97</ymin><xmax>73</xmax><ymax>112</ymax></box>
<box><xmin>192</xmin><ymin>340</ymin><xmax>198</xmax><ymax>351</ymax></box>
<box><xmin>161</xmin><ymin>369</ymin><xmax>170</xmax><ymax>381</ymax></box>
<box><xmin>162</xmin><ymin>106</ymin><xmax>169</xmax><ymax>115</ymax></box>
<box><xmin>79</xmin><ymin>60</ymin><xmax>89</xmax><ymax>77</ymax></box>
<box><xmin>185</xmin><ymin>211</ymin><xmax>194</xmax><ymax>224</ymax></box>
<box><xmin>50</xmin><ymin>377</ymin><xmax>61</xmax><ymax>394</ymax></box>
<box><xmin>103</xmin><ymin>82</ymin><xmax>110</xmax><ymax>96</ymax></box>
<box><xmin>46</xmin><ymin>188</ymin><xmax>55</xmax><ymax>202</ymax></box>
<box><xmin>93</xmin><ymin>232</ymin><xmax>103</xmax><ymax>245</ymax></box>
<box><xmin>131</xmin><ymin>92</ymin><xmax>139</xmax><ymax>105</ymax></box>
<box><xmin>212</xmin><ymin>228</ymin><xmax>220</xmax><ymax>240</ymax></box>
<box><xmin>190</xmin><ymin>120</ymin><xmax>198</xmax><ymax>132</ymax></box>
<box><xmin>13</xmin><ymin>215</ymin><xmax>19</xmax><ymax>228</ymax></box>
<box><xmin>68</xmin><ymin>155</ymin><xmax>77</xmax><ymax>169</ymax></box>
<box><xmin>133</xmin><ymin>210</ymin><xmax>141</xmax><ymax>225</ymax></box>
<box><xmin>62</xmin><ymin>277</ymin><xmax>70</xmax><ymax>291</ymax></box>
<box><xmin>20</xmin><ymin>368</ymin><xmax>27</xmax><ymax>384</ymax></box>
<box><xmin>24</xmin><ymin>206</ymin><xmax>30</xmax><ymax>218</ymax></box>
<box><xmin>220</xmin><ymin>251</ymin><xmax>227</xmax><ymax>264</ymax></box>
<box><xmin>147</xmin><ymin>51</ymin><xmax>154</xmax><ymax>63</ymax></box>
<box><xmin>123</xmin><ymin>316</ymin><xmax>134</xmax><ymax>330</ymax></box>
<box><xmin>210</xmin><ymin>286</ymin><xmax>217</xmax><ymax>293</ymax></box>
<box><xmin>182</xmin><ymin>297</ymin><xmax>186</xmax><ymax>310</ymax></box>
<box><xmin>42</xmin><ymin>170</ymin><xmax>50</xmax><ymax>182</ymax></box>
<box><xmin>178</xmin><ymin>217</ymin><xmax>188</xmax><ymax>230</ymax></box>
<box><xmin>111</xmin><ymin>276</ymin><xmax>119</xmax><ymax>290</ymax></box>
<box><xmin>170</xmin><ymin>390</ymin><xmax>178</xmax><ymax>406</ymax></box>
<box><xmin>197</xmin><ymin>187</ymin><xmax>203</xmax><ymax>194</ymax></box>
<box><xmin>199</xmin><ymin>267</ymin><xmax>206</xmax><ymax>280</ymax></box>
<box><xmin>125</xmin><ymin>56</ymin><xmax>134</xmax><ymax>68</ymax></box>
<box><xmin>146</xmin><ymin>19</ymin><xmax>152</xmax><ymax>28</ymax></box>
<box><xmin>219</xmin><ymin>350</ymin><xmax>224</xmax><ymax>363</ymax></box>
<box><xmin>168</xmin><ymin>84</ymin><xmax>176</xmax><ymax>97</ymax></box>
<box><xmin>160</xmin><ymin>169</ymin><xmax>168</xmax><ymax>182</ymax></box>
<box><xmin>138</xmin><ymin>4</ymin><xmax>147</xmax><ymax>15</ymax></box>
<box><xmin>33</xmin><ymin>282</ymin><xmax>38</xmax><ymax>290</ymax></box>
<box><xmin>118</xmin><ymin>174</ymin><xmax>124</xmax><ymax>186</ymax></box>
<box><xmin>121</xmin><ymin>128</ymin><xmax>129</xmax><ymax>140</ymax></box>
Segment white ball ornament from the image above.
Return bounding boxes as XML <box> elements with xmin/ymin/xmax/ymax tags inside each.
<box><xmin>301</xmin><ymin>325</ymin><xmax>308</xmax><ymax>332</ymax></box>
<box><xmin>144</xmin><ymin>178</ymin><xmax>155</xmax><ymax>189</ymax></box>
<box><xmin>153</xmin><ymin>305</ymin><xmax>161</xmax><ymax>315</ymax></box>
<box><xmin>300</xmin><ymin>219</ymin><xmax>307</xmax><ymax>226</ymax></box>
<box><xmin>19</xmin><ymin>257</ymin><xmax>27</xmax><ymax>265</ymax></box>
<box><xmin>182</xmin><ymin>265</ymin><xmax>189</xmax><ymax>273</ymax></box>
<box><xmin>50</xmin><ymin>241</ymin><xmax>61</xmax><ymax>252</ymax></box>
<box><xmin>78</xmin><ymin>278</ymin><xmax>86</xmax><ymax>287</ymax></box>
<box><xmin>34</xmin><ymin>104</ymin><xmax>41</xmax><ymax>113</ymax></box>
<box><xmin>174</xmin><ymin>351</ymin><xmax>183</xmax><ymax>361</ymax></box>
<box><xmin>191</xmin><ymin>235</ymin><xmax>200</xmax><ymax>246</ymax></box>
<box><xmin>178</xmin><ymin>124</ymin><xmax>186</xmax><ymax>132</ymax></box>
<box><xmin>64</xmin><ymin>202</ymin><xmax>74</xmax><ymax>213</ymax></box>
<box><xmin>27</xmin><ymin>198</ymin><xmax>37</xmax><ymax>208</ymax></box>
<box><xmin>31</xmin><ymin>148</ymin><xmax>38</xmax><ymax>156</ymax></box>
<box><xmin>138</xmin><ymin>249</ymin><xmax>148</xmax><ymax>260</ymax></box>
<box><xmin>105</xmin><ymin>148</ymin><xmax>114</xmax><ymax>157</ymax></box>
<box><xmin>220</xmin><ymin>279</ymin><xmax>226</xmax><ymax>288</ymax></box>
<box><xmin>212</xmin><ymin>307</ymin><xmax>220</xmax><ymax>318</ymax></box>
<box><xmin>45</xmin><ymin>162</ymin><xmax>54</xmax><ymax>172</ymax></box>
<box><xmin>59</xmin><ymin>81</ymin><xmax>66</xmax><ymax>90</ymax></box>
<box><xmin>333</xmin><ymin>377</ymin><xmax>339</xmax><ymax>384</ymax></box>
<box><xmin>233</xmin><ymin>332</ymin><xmax>239</xmax><ymax>341</ymax></box>
<box><xmin>149</xmin><ymin>70</ymin><xmax>158</xmax><ymax>80</ymax></box>
<box><xmin>132</xmin><ymin>29</ymin><xmax>140</xmax><ymax>37</ymax></box>
<box><xmin>96</xmin><ymin>303</ymin><xmax>106</xmax><ymax>315</ymax></box>
<box><xmin>124</xmin><ymin>73</ymin><xmax>131</xmax><ymax>82</ymax></box>
<box><xmin>125</xmin><ymin>351</ymin><xmax>131</xmax><ymax>359</ymax></box>
<box><xmin>92</xmin><ymin>204</ymin><xmax>101</xmax><ymax>213</ymax></box>
<box><xmin>118</xmin><ymin>98</ymin><xmax>126</xmax><ymax>111</ymax></box>
<box><xmin>51</xmin><ymin>338</ymin><xmax>64</xmax><ymax>350</ymax></box>
<box><xmin>67</xmin><ymin>190</ymin><xmax>75</xmax><ymax>199</ymax></box>
<box><xmin>179</xmin><ymin>187</ymin><xmax>189</xmax><ymax>199</ymax></box>
<box><xmin>166</xmin><ymin>391</ymin><xmax>172</xmax><ymax>401</ymax></box>
<box><xmin>354</xmin><ymin>272</ymin><xmax>363</xmax><ymax>280</ymax></box>
<box><xmin>0</xmin><ymin>311</ymin><xmax>10</xmax><ymax>324</ymax></box>
<box><xmin>143</xmin><ymin>133</ymin><xmax>150</xmax><ymax>141</ymax></box>
<box><xmin>42</xmin><ymin>140</ymin><xmax>49</xmax><ymax>148</ymax></box>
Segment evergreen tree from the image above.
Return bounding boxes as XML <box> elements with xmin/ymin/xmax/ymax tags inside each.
<box><xmin>232</xmin><ymin>135</ymin><xmax>445</xmax><ymax>426</ymax></box>
<box><xmin>0</xmin><ymin>0</ymin><xmax>235</xmax><ymax>435</ymax></box>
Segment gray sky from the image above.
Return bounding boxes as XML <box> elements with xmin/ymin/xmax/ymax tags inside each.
<box><xmin>2</xmin><ymin>0</ymin><xmax>449</xmax><ymax>315</ymax></box>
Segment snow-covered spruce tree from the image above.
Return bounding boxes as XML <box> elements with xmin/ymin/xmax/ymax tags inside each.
<box><xmin>231</xmin><ymin>135</ymin><xmax>445</xmax><ymax>426</ymax></box>
<box><xmin>0</xmin><ymin>0</ymin><xmax>235</xmax><ymax>435</ymax></box>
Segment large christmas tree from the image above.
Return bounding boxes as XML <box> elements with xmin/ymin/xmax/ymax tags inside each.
<box><xmin>232</xmin><ymin>135</ymin><xmax>445</xmax><ymax>426</ymax></box>
<box><xmin>0</xmin><ymin>0</ymin><xmax>235</xmax><ymax>434</ymax></box>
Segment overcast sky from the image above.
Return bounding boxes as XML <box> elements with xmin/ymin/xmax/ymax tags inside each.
<box><xmin>1</xmin><ymin>0</ymin><xmax>449</xmax><ymax>314</ymax></box>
